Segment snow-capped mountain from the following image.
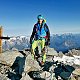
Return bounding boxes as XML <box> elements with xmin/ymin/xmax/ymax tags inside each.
<box><xmin>50</xmin><ymin>33</ymin><xmax>80</xmax><ymax>52</ymax></box>
<box><xmin>2</xmin><ymin>34</ymin><xmax>80</xmax><ymax>52</ymax></box>
<box><xmin>2</xmin><ymin>36</ymin><xmax>30</xmax><ymax>51</ymax></box>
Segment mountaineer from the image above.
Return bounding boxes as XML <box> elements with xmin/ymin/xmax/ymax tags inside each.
<box><xmin>30</xmin><ymin>15</ymin><xmax>50</xmax><ymax>65</ymax></box>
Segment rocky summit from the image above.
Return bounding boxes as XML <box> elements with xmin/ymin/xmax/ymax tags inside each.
<box><xmin>0</xmin><ymin>47</ymin><xmax>80</xmax><ymax>80</ymax></box>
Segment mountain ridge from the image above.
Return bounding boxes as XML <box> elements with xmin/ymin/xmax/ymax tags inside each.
<box><xmin>2</xmin><ymin>33</ymin><xmax>80</xmax><ymax>53</ymax></box>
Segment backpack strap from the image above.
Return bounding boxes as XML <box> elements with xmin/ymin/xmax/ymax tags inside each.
<box><xmin>44</xmin><ymin>23</ymin><xmax>50</xmax><ymax>40</ymax></box>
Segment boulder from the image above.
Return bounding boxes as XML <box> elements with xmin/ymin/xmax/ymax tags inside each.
<box><xmin>72</xmin><ymin>69</ymin><xmax>80</xmax><ymax>76</ymax></box>
<box><xmin>24</xmin><ymin>54</ymin><xmax>41</xmax><ymax>73</ymax></box>
<box><xmin>46</xmin><ymin>47</ymin><xmax>58</xmax><ymax>56</ymax></box>
<box><xmin>0</xmin><ymin>51</ymin><xmax>24</xmax><ymax>66</ymax></box>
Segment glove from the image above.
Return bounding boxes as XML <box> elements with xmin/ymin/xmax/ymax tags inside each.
<box><xmin>47</xmin><ymin>38</ymin><xmax>50</xmax><ymax>45</ymax></box>
<box><xmin>45</xmin><ymin>40</ymin><xmax>50</xmax><ymax>46</ymax></box>
<box><xmin>45</xmin><ymin>38</ymin><xmax>50</xmax><ymax>46</ymax></box>
<box><xmin>48</xmin><ymin>41</ymin><xmax>50</xmax><ymax>45</ymax></box>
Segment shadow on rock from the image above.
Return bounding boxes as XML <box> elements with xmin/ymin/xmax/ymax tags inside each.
<box><xmin>54</xmin><ymin>63</ymin><xmax>75</xmax><ymax>80</ymax></box>
<box><xmin>42</xmin><ymin>61</ymin><xmax>54</xmax><ymax>71</ymax></box>
<box><xmin>7</xmin><ymin>56</ymin><xmax>26</xmax><ymax>80</ymax></box>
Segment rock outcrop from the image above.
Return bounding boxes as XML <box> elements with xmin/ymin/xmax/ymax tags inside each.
<box><xmin>0</xmin><ymin>48</ymin><xmax>80</xmax><ymax>80</ymax></box>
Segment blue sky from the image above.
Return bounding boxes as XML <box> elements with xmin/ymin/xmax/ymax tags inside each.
<box><xmin>0</xmin><ymin>0</ymin><xmax>80</xmax><ymax>36</ymax></box>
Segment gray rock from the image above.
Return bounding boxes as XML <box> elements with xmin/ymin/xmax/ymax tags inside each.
<box><xmin>12</xmin><ymin>47</ymin><xmax>18</xmax><ymax>51</ymax></box>
<box><xmin>70</xmin><ymin>74</ymin><xmax>76</xmax><ymax>80</ymax></box>
<box><xmin>21</xmin><ymin>72</ymin><xmax>32</xmax><ymax>80</ymax></box>
<box><xmin>78</xmin><ymin>77</ymin><xmax>80</xmax><ymax>80</ymax></box>
<box><xmin>0</xmin><ymin>74</ymin><xmax>10</xmax><ymax>80</ymax></box>
<box><xmin>46</xmin><ymin>47</ymin><xmax>58</xmax><ymax>56</ymax></box>
<box><xmin>65</xmin><ymin>50</ymin><xmax>74</xmax><ymax>57</ymax></box>
<box><xmin>72</xmin><ymin>49</ymin><xmax>80</xmax><ymax>56</ymax></box>
<box><xmin>58</xmin><ymin>51</ymin><xmax>64</xmax><ymax>58</ymax></box>
<box><xmin>46</xmin><ymin>56</ymin><xmax>53</xmax><ymax>62</ymax></box>
<box><xmin>0</xmin><ymin>51</ymin><xmax>24</xmax><ymax>66</ymax></box>
<box><xmin>49</xmin><ymin>65</ymin><xmax>55</xmax><ymax>72</ymax></box>
<box><xmin>0</xmin><ymin>47</ymin><xmax>80</xmax><ymax>80</ymax></box>
<box><xmin>50</xmin><ymin>73</ymin><xmax>57</xmax><ymax>80</ymax></box>
<box><xmin>40</xmin><ymin>71</ymin><xmax>51</xmax><ymax>80</ymax></box>
<box><xmin>57</xmin><ymin>76</ymin><xmax>62</xmax><ymax>80</ymax></box>
<box><xmin>66</xmin><ymin>49</ymin><xmax>80</xmax><ymax>57</ymax></box>
<box><xmin>24</xmin><ymin>54</ymin><xmax>41</xmax><ymax>73</ymax></box>
<box><xmin>72</xmin><ymin>69</ymin><xmax>80</xmax><ymax>76</ymax></box>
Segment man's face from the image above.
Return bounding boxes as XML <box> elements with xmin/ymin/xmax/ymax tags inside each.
<box><xmin>38</xmin><ymin>19</ymin><xmax>43</xmax><ymax>24</ymax></box>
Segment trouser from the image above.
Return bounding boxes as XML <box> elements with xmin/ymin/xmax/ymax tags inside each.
<box><xmin>31</xmin><ymin>38</ymin><xmax>46</xmax><ymax>62</ymax></box>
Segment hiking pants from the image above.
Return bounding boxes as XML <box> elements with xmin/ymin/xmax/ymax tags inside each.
<box><xmin>31</xmin><ymin>39</ymin><xmax>46</xmax><ymax>62</ymax></box>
